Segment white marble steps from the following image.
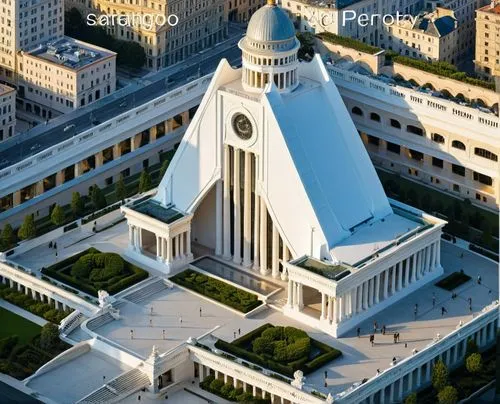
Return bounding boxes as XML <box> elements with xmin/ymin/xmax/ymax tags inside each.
<box><xmin>122</xmin><ymin>278</ymin><xmax>168</xmax><ymax>304</ymax></box>
<box><xmin>77</xmin><ymin>368</ymin><xmax>150</xmax><ymax>404</ymax></box>
<box><xmin>86</xmin><ymin>312</ymin><xmax>115</xmax><ymax>331</ymax></box>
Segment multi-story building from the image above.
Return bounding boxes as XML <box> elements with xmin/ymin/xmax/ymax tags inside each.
<box><xmin>386</xmin><ymin>8</ymin><xmax>459</xmax><ymax>63</ymax></box>
<box><xmin>282</xmin><ymin>0</ymin><xmax>424</xmax><ymax>47</ymax></box>
<box><xmin>66</xmin><ymin>0</ymin><xmax>227</xmax><ymax>70</ymax></box>
<box><xmin>475</xmin><ymin>1</ymin><xmax>500</xmax><ymax>79</ymax></box>
<box><xmin>0</xmin><ymin>0</ymin><xmax>65</xmax><ymax>82</ymax></box>
<box><xmin>226</xmin><ymin>0</ymin><xmax>266</xmax><ymax>22</ymax></box>
<box><xmin>0</xmin><ymin>84</ymin><xmax>16</xmax><ymax>143</ymax></box>
<box><xmin>319</xmin><ymin>38</ymin><xmax>499</xmax><ymax>210</ymax></box>
<box><xmin>17</xmin><ymin>37</ymin><xmax>116</xmax><ymax>116</ymax></box>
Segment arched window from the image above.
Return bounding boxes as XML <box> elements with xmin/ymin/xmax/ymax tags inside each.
<box><xmin>474</xmin><ymin>147</ymin><xmax>498</xmax><ymax>162</ymax></box>
<box><xmin>432</xmin><ymin>133</ymin><xmax>445</xmax><ymax>144</ymax></box>
<box><xmin>407</xmin><ymin>125</ymin><xmax>424</xmax><ymax>136</ymax></box>
<box><xmin>390</xmin><ymin>119</ymin><xmax>401</xmax><ymax>129</ymax></box>
<box><xmin>370</xmin><ymin>112</ymin><xmax>381</xmax><ymax>122</ymax></box>
<box><xmin>352</xmin><ymin>106</ymin><xmax>363</xmax><ymax>116</ymax></box>
<box><xmin>452</xmin><ymin>140</ymin><xmax>466</xmax><ymax>151</ymax></box>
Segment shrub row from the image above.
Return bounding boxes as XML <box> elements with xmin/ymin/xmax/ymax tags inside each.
<box><xmin>316</xmin><ymin>32</ymin><xmax>381</xmax><ymax>54</ymax></box>
<box><xmin>469</xmin><ymin>244</ymin><xmax>499</xmax><ymax>262</ymax></box>
<box><xmin>170</xmin><ymin>269</ymin><xmax>262</xmax><ymax>313</ymax></box>
<box><xmin>199</xmin><ymin>375</ymin><xmax>271</xmax><ymax>403</ymax></box>
<box><xmin>0</xmin><ymin>284</ymin><xmax>72</xmax><ymax>323</ymax></box>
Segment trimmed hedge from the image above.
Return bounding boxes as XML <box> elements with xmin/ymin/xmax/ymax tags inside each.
<box><xmin>200</xmin><ymin>375</ymin><xmax>271</xmax><ymax>403</ymax></box>
<box><xmin>469</xmin><ymin>244</ymin><xmax>499</xmax><ymax>262</ymax></box>
<box><xmin>41</xmin><ymin>248</ymin><xmax>148</xmax><ymax>297</ymax></box>
<box><xmin>317</xmin><ymin>32</ymin><xmax>381</xmax><ymax>54</ymax></box>
<box><xmin>215</xmin><ymin>324</ymin><xmax>341</xmax><ymax>377</ymax></box>
<box><xmin>170</xmin><ymin>269</ymin><xmax>262</xmax><ymax>313</ymax></box>
<box><xmin>0</xmin><ymin>284</ymin><xmax>72</xmax><ymax>323</ymax></box>
<box><xmin>435</xmin><ymin>272</ymin><xmax>471</xmax><ymax>291</ymax></box>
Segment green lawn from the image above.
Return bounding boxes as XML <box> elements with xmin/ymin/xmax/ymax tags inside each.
<box><xmin>0</xmin><ymin>307</ymin><xmax>41</xmax><ymax>344</ymax></box>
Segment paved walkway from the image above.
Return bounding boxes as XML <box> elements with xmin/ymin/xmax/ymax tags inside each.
<box><xmin>0</xmin><ymin>299</ymin><xmax>47</xmax><ymax>326</ymax></box>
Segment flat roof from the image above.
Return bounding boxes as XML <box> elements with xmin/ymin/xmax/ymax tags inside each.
<box><xmin>294</xmin><ymin>256</ymin><xmax>351</xmax><ymax>280</ymax></box>
<box><xmin>331</xmin><ymin>208</ymin><xmax>426</xmax><ymax>267</ymax></box>
<box><xmin>26</xmin><ymin>37</ymin><xmax>114</xmax><ymax>70</ymax></box>
<box><xmin>131</xmin><ymin>200</ymin><xmax>184</xmax><ymax>224</ymax></box>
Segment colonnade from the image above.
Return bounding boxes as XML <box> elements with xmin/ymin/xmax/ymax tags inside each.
<box><xmin>128</xmin><ymin>224</ymin><xmax>191</xmax><ymax>265</ymax></box>
<box><xmin>0</xmin><ymin>275</ymin><xmax>70</xmax><ymax>312</ymax></box>
<box><xmin>286</xmin><ymin>240</ymin><xmax>441</xmax><ymax>328</ymax></box>
<box><xmin>364</xmin><ymin>318</ymin><xmax>497</xmax><ymax>404</ymax></box>
<box><xmin>198</xmin><ymin>363</ymin><xmax>294</xmax><ymax>404</ymax></box>
<box><xmin>217</xmin><ymin>145</ymin><xmax>291</xmax><ymax>278</ymax></box>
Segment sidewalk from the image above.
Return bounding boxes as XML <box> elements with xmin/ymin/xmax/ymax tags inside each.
<box><xmin>0</xmin><ymin>299</ymin><xmax>47</xmax><ymax>327</ymax></box>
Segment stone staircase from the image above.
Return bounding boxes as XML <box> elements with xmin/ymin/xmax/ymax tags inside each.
<box><xmin>77</xmin><ymin>368</ymin><xmax>150</xmax><ymax>403</ymax></box>
<box><xmin>59</xmin><ymin>310</ymin><xmax>85</xmax><ymax>336</ymax></box>
<box><xmin>123</xmin><ymin>277</ymin><xmax>169</xmax><ymax>304</ymax></box>
<box><xmin>86</xmin><ymin>312</ymin><xmax>115</xmax><ymax>331</ymax></box>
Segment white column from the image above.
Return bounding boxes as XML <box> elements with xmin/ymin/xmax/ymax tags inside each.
<box><xmin>271</xmin><ymin>224</ymin><xmax>279</xmax><ymax>278</ymax></box>
<box><xmin>407</xmin><ymin>371</ymin><xmax>413</xmax><ymax>393</ymax></box>
<box><xmin>321</xmin><ymin>293</ymin><xmax>327</xmax><ymax>320</ymax></box>
<box><xmin>166</xmin><ymin>238</ymin><xmax>172</xmax><ymax>262</ymax></box>
<box><xmin>352</xmin><ymin>286</ymin><xmax>358</xmax><ymax>314</ymax></box>
<box><xmin>336</xmin><ymin>296</ymin><xmax>342</xmax><ymax>323</ymax></box>
<box><xmin>180</xmin><ymin>232</ymin><xmax>185</xmax><ymax>257</ymax></box>
<box><xmin>233</xmin><ymin>148</ymin><xmax>242</xmax><ymax>265</ymax></box>
<box><xmin>411</xmin><ymin>253</ymin><xmax>417</xmax><ymax>282</ymax></box>
<box><xmin>369</xmin><ymin>278</ymin><xmax>375</xmax><ymax>306</ymax></box>
<box><xmin>186</xmin><ymin>229</ymin><xmax>192</xmax><ymax>256</ymax></box>
<box><xmin>374</xmin><ymin>274</ymin><xmax>380</xmax><ymax>304</ymax></box>
<box><xmin>215</xmin><ymin>180</ymin><xmax>223</xmax><ymax>256</ymax></box>
<box><xmin>383</xmin><ymin>270</ymin><xmax>389</xmax><ymax>299</ymax></box>
<box><xmin>282</xmin><ymin>245</ymin><xmax>290</xmax><ymax>280</ymax></box>
<box><xmin>242</xmin><ymin>151</ymin><xmax>252</xmax><ymax>267</ymax></box>
<box><xmin>404</xmin><ymin>257</ymin><xmax>410</xmax><ymax>286</ymax></box>
<box><xmin>137</xmin><ymin>227</ymin><xmax>143</xmax><ymax>251</ymax></box>
<box><xmin>397</xmin><ymin>261</ymin><xmax>403</xmax><ymax>291</ymax></box>
<box><xmin>297</xmin><ymin>283</ymin><xmax>304</xmax><ymax>309</ymax></box>
<box><xmin>223</xmin><ymin>145</ymin><xmax>231</xmax><ymax>260</ymax></box>
<box><xmin>328</xmin><ymin>296</ymin><xmax>334</xmax><ymax>323</ymax></box>
<box><xmin>357</xmin><ymin>285</ymin><xmax>363</xmax><ymax>312</ymax></box>
<box><xmin>287</xmin><ymin>280</ymin><xmax>294</xmax><ymax>308</ymax></box>
<box><xmin>436</xmin><ymin>241</ymin><xmax>441</xmax><ymax>267</ymax></box>
<box><xmin>391</xmin><ymin>265</ymin><xmax>396</xmax><ymax>293</ymax></box>
<box><xmin>259</xmin><ymin>198</ymin><xmax>268</xmax><ymax>275</ymax></box>
<box><xmin>156</xmin><ymin>235</ymin><xmax>161</xmax><ymax>260</ymax></box>
<box><xmin>128</xmin><ymin>225</ymin><xmax>135</xmax><ymax>248</ymax></box>
<box><xmin>362</xmin><ymin>281</ymin><xmax>368</xmax><ymax>309</ymax></box>
<box><xmin>431</xmin><ymin>241</ymin><xmax>438</xmax><ymax>270</ymax></box>
<box><xmin>416</xmin><ymin>366</ymin><xmax>422</xmax><ymax>387</ymax></box>
<box><xmin>425</xmin><ymin>246</ymin><xmax>431</xmax><ymax>273</ymax></box>
<box><xmin>252</xmin><ymin>192</ymin><xmax>260</xmax><ymax>271</ymax></box>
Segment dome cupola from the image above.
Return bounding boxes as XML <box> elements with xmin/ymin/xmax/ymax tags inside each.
<box><xmin>239</xmin><ymin>0</ymin><xmax>300</xmax><ymax>93</ymax></box>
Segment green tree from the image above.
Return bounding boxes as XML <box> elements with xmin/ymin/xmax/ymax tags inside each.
<box><xmin>466</xmin><ymin>338</ymin><xmax>479</xmax><ymax>357</ymax></box>
<box><xmin>159</xmin><ymin>159</ymin><xmax>169</xmax><ymax>179</ymax></box>
<box><xmin>297</xmin><ymin>32</ymin><xmax>315</xmax><ymax>60</ymax></box>
<box><xmin>437</xmin><ymin>385</ymin><xmax>458</xmax><ymax>404</ymax></box>
<box><xmin>431</xmin><ymin>359</ymin><xmax>448</xmax><ymax>391</ymax></box>
<box><xmin>138</xmin><ymin>170</ymin><xmax>152</xmax><ymax>193</ymax></box>
<box><xmin>18</xmin><ymin>215</ymin><xmax>36</xmax><ymax>240</ymax></box>
<box><xmin>71</xmin><ymin>191</ymin><xmax>84</xmax><ymax>217</ymax></box>
<box><xmin>90</xmin><ymin>185</ymin><xmax>107</xmax><ymax>210</ymax></box>
<box><xmin>1</xmin><ymin>224</ymin><xmax>14</xmax><ymax>249</ymax></box>
<box><xmin>50</xmin><ymin>205</ymin><xmax>65</xmax><ymax>226</ymax></box>
<box><xmin>465</xmin><ymin>352</ymin><xmax>483</xmax><ymax>374</ymax></box>
<box><xmin>115</xmin><ymin>175</ymin><xmax>126</xmax><ymax>203</ymax></box>
<box><xmin>404</xmin><ymin>392</ymin><xmax>417</xmax><ymax>404</ymax></box>
<box><xmin>39</xmin><ymin>323</ymin><xmax>60</xmax><ymax>350</ymax></box>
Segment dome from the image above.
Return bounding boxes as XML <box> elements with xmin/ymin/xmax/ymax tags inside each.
<box><xmin>246</xmin><ymin>1</ymin><xmax>295</xmax><ymax>43</ymax></box>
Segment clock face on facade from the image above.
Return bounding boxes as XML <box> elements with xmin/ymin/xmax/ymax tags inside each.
<box><xmin>231</xmin><ymin>113</ymin><xmax>253</xmax><ymax>140</ymax></box>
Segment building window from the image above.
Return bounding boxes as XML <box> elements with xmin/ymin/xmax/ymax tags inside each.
<box><xmin>432</xmin><ymin>157</ymin><xmax>443</xmax><ymax>168</ymax></box>
<box><xmin>390</xmin><ymin>119</ymin><xmax>401</xmax><ymax>129</ymax></box>
<box><xmin>431</xmin><ymin>133</ymin><xmax>445</xmax><ymax>144</ymax></box>
<box><xmin>370</xmin><ymin>112</ymin><xmax>381</xmax><ymax>122</ymax></box>
<box><xmin>387</xmin><ymin>142</ymin><xmax>400</xmax><ymax>154</ymax></box>
<box><xmin>121</xmin><ymin>168</ymin><xmax>130</xmax><ymax>177</ymax></box>
<box><xmin>352</xmin><ymin>106</ymin><xmax>363</xmax><ymax>116</ymax></box>
<box><xmin>105</xmin><ymin>176</ymin><xmax>113</xmax><ymax>186</ymax></box>
<box><xmin>451</xmin><ymin>140</ymin><xmax>466</xmax><ymax>151</ymax></box>
<box><xmin>474</xmin><ymin>147</ymin><xmax>498</xmax><ymax>162</ymax></box>
<box><xmin>453</xmin><ymin>184</ymin><xmax>460</xmax><ymax>192</ymax></box>
<box><xmin>452</xmin><ymin>164</ymin><xmax>465</xmax><ymax>177</ymax></box>
<box><xmin>407</xmin><ymin>125</ymin><xmax>424</xmax><ymax>136</ymax></box>
<box><xmin>473</xmin><ymin>172</ymin><xmax>493</xmax><ymax>186</ymax></box>
<box><xmin>409</xmin><ymin>149</ymin><xmax>423</xmax><ymax>161</ymax></box>
<box><xmin>367</xmin><ymin>135</ymin><xmax>379</xmax><ymax>146</ymax></box>
<box><xmin>475</xmin><ymin>192</ymin><xmax>481</xmax><ymax>200</ymax></box>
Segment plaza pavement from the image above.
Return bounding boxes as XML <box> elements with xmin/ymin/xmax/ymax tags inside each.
<box><xmin>27</xmin><ymin>350</ymin><xmax>132</xmax><ymax>404</ymax></box>
<box><xmin>11</xmin><ymin>222</ymin><xmax>499</xmax><ymax>401</ymax></box>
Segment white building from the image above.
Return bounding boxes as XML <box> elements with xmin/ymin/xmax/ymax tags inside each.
<box><xmin>123</xmin><ymin>0</ymin><xmax>445</xmax><ymax>337</ymax></box>
<box><xmin>0</xmin><ymin>84</ymin><xmax>16</xmax><ymax>143</ymax></box>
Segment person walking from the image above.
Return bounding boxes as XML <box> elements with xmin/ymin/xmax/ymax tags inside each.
<box><xmin>199</xmin><ymin>307</ymin><xmax>202</xmax><ymax>317</ymax></box>
<box><xmin>393</xmin><ymin>333</ymin><xmax>397</xmax><ymax>344</ymax></box>
<box><xmin>432</xmin><ymin>293</ymin><xmax>436</xmax><ymax>307</ymax></box>
<box><xmin>357</xmin><ymin>327</ymin><xmax>361</xmax><ymax>337</ymax></box>
<box><xmin>373</xmin><ymin>321</ymin><xmax>378</xmax><ymax>334</ymax></box>
<box><xmin>130</xmin><ymin>329</ymin><xmax>134</xmax><ymax>340</ymax></box>
<box><xmin>477</xmin><ymin>275</ymin><xmax>482</xmax><ymax>285</ymax></box>
<box><xmin>162</xmin><ymin>329</ymin><xmax>165</xmax><ymax>340</ymax></box>
<box><xmin>441</xmin><ymin>306</ymin><xmax>447</xmax><ymax>316</ymax></box>
<box><xmin>179</xmin><ymin>316</ymin><xmax>182</xmax><ymax>327</ymax></box>
<box><xmin>382</xmin><ymin>325</ymin><xmax>386</xmax><ymax>335</ymax></box>
<box><xmin>370</xmin><ymin>334</ymin><xmax>375</xmax><ymax>346</ymax></box>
